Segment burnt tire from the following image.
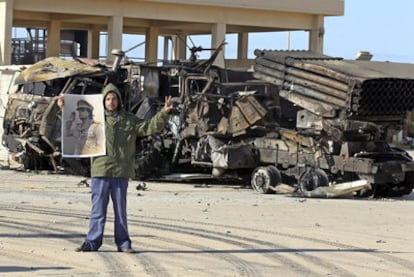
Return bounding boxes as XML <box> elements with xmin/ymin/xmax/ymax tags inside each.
<box><xmin>299</xmin><ymin>168</ymin><xmax>329</xmax><ymax>192</ymax></box>
<box><xmin>135</xmin><ymin>147</ymin><xmax>162</xmax><ymax>179</ymax></box>
<box><xmin>251</xmin><ymin>166</ymin><xmax>281</xmax><ymax>194</ymax></box>
<box><xmin>372</xmin><ymin>182</ymin><xmax>414</xmax><ymax>198</ymax></box>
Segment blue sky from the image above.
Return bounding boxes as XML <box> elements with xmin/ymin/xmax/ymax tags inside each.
<box><xmin>121</xmin><ymin>0</ymin><xmax>414</xmax><ymax>63</ymax></box>
<box><xmin>324</xmin><ymin>0</ymin><xmax>414</xmax><ymax>63</ymax></box>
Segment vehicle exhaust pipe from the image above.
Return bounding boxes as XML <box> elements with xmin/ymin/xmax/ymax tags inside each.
<box><xmin>111</xmin><ymin>49</ymin><xmax>125</xmax><ymax>71</ymax></box>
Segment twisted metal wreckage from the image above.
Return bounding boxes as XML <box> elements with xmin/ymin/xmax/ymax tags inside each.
<box><xmin>3</xmin><ymin>46</ymin><xmax>414</xmax><ymax>198</ymax></box>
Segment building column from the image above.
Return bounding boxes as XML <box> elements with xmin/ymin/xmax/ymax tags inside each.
<box><xmin>237</xmin><ymin>32</ymin><xmax>248</xmax><ymax>60</ymax></box>
<box><xmin>163</xmin><ymin>36</ymin><xmax>170</xmax><ymax>62</ymax></box>
<box><xmin>211</xmin><ymin>23</ymin><xmax>226</xmax><ymax>68</ymax></box>
<box><xmin>145</xmin><ymin>26</ymin><xmax>159</xmax><ymax>64</ymax></box>
<box><xmin>0</xmin><ymin>0</ymin><xmax>13</xmax><ymax>65</ymax></box>
<box><xmin>172</xmin><ymin>33</ymin><xmax>187</xmax><ymax>61</ymax></box>
<box><xmin>107</xmin><ymin>15</ymin><xmax>123</xmax><ymax>61</ymax></box>
<box><xmin>46</xmin><ymin>20</ymin><xmax>61</xmax><ymax>57</ymax></box>
<box><xmin>89</xmin><ymin>28</ymin><xmax>100</xmax><ymax>59</ymax></box>
<box><xmin>309</xmin><ymin>15</ymin><xmax>324</xmax><ymax>53</ymax></box>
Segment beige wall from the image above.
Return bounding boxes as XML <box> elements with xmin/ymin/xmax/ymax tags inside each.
<box><xmin>148</xmin><ymin>0</ymin><xmax>344</xmax><ymax>15</ymax></box>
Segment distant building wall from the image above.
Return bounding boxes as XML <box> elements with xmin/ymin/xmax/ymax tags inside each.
<box><xmin>0</xmin><ymin>66</ymin><xmax>22</xmax><ymax>165</ymax></box>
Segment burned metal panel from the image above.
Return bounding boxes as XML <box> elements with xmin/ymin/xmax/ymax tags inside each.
<box><xmin>211</xmin><ymin>142</ymin><xmax>259</xmax><ymax>170</ymax></box>
<box><xmin>254</xmin><ymin>135</ymin><xmax>317</xmax><ymax>170</ymax></box>
<box><xmin>317</xmin><ymin>155</ymin><xmax>375</xmax><ymax>174</ymax></box>
<box><xmin>14</xmin><ymin>57</ymin><xmax>105</xmax><ymax>84</ymax></box>
<box><xmin>228</xmin><ymin>105</ymin><xmax>250</xmax><ymax>136</ymax></box>
<box><xmin>3</xmin><ymin>94</ymin><xmax>55</xmax><ymax>149</ymax></box>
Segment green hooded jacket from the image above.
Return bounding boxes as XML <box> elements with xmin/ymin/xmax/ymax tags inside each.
<box><xmin>90</xmin><ymin>83</ymin><xmax>169</xmax><ymax>179</ymax></box>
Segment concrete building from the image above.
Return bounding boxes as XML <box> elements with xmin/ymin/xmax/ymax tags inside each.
<box><xmin>0</xmin><ymin>0</ymin><xmax>344</xmax><ymax>68</ymax></box>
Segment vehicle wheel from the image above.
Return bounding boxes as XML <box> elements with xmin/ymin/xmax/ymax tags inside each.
<box><xmin>402</xmin><ymin>182</ymin><xmax>414</xmax><ymax>195</ymax></box>
<box><xmin>402</xmin><ymin>173</ymin><xmax>414</xmax><ymax>195</ymax></box>
<box><xmin>373</xmin><ymin>182</ymin><xmax>414</xmax><ymax>198</ymax></box>
<box><xmin>251</xmin><ymin>166</ymin><xmax>281</xmax><ymax>194</ymax></box>
<box><xmin>135</xmin><ymin>142</ymin><xmax>163</xmax><ymax>179</ymax></box>
<box><xmin>299</xmin><ymin>168</ymin><xmax>329</xmax><ymax>192</ymax></box>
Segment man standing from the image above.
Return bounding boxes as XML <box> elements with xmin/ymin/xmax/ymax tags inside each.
<box><xmin>58</xmin><ymin>83</ymin><xmax>172</xmax><ymax>253</ymax></box>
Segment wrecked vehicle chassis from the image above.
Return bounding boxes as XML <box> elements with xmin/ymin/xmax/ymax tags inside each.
<box><xmin>3</xmin><ymin>49</ymin><xmax>414</xmax><ymax>198</ymax></box>
<box><xmin>252</xmin><ymin>135</ymin><xmax>414</xmax><ymax>197</ymax></box>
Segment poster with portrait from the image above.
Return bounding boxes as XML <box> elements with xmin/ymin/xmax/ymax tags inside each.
<box><xmin>61</xmin><ymin>94</ymin><xmax>106</xmax><ymax>158</ymax></box>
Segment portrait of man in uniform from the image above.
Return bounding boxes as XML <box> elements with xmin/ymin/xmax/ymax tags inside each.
<box><xmin>61</xmin><ymin>94</ymin><xmax>105</xmax><ymax>157</ymax></box>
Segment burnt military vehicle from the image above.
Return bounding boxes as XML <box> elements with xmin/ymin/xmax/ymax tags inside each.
<box><xmin>3</xmin><ymin>47</ymin><xmax>414</xmax><ymax>197</ymax></box>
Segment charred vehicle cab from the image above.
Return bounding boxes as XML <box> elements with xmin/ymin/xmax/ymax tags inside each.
<box><xmin>2</xmin><ymin>47</ymin><xmax>414</xmax><ymax>198</ymax></box>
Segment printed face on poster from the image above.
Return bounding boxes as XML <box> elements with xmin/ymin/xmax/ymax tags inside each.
<box><xmin>61</xmin><ymin>94</ymin><xmax>106</xmax><ymax>158</ymax></box>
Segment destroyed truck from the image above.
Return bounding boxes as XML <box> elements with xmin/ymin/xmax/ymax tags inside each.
<box><xmin>2</xmin><ymin>48</ymin><xmax>414</xmax><ymax>197</ymax></box>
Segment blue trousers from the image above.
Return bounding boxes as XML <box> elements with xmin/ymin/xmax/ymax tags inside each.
<box><xmin>84</xmin><ymin>177</ymin><xmax>131</xmax><ymax>251</ymax></box>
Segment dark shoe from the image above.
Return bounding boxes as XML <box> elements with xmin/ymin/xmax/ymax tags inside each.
<box><xmin>118</xmin><ymin>247</ymin><xmax>135</xmax><ymax>253</ymax></box>
<box><xmin>75</xmin><ymin>242</ymin><xmax>96</xmax><ymax>252</ymax></box>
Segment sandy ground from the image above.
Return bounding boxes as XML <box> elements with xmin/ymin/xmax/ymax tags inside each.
<box><xmin>0</xmin><ymin>169</ymin><xmax>413</xmax><ymax>277</ymax></box>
